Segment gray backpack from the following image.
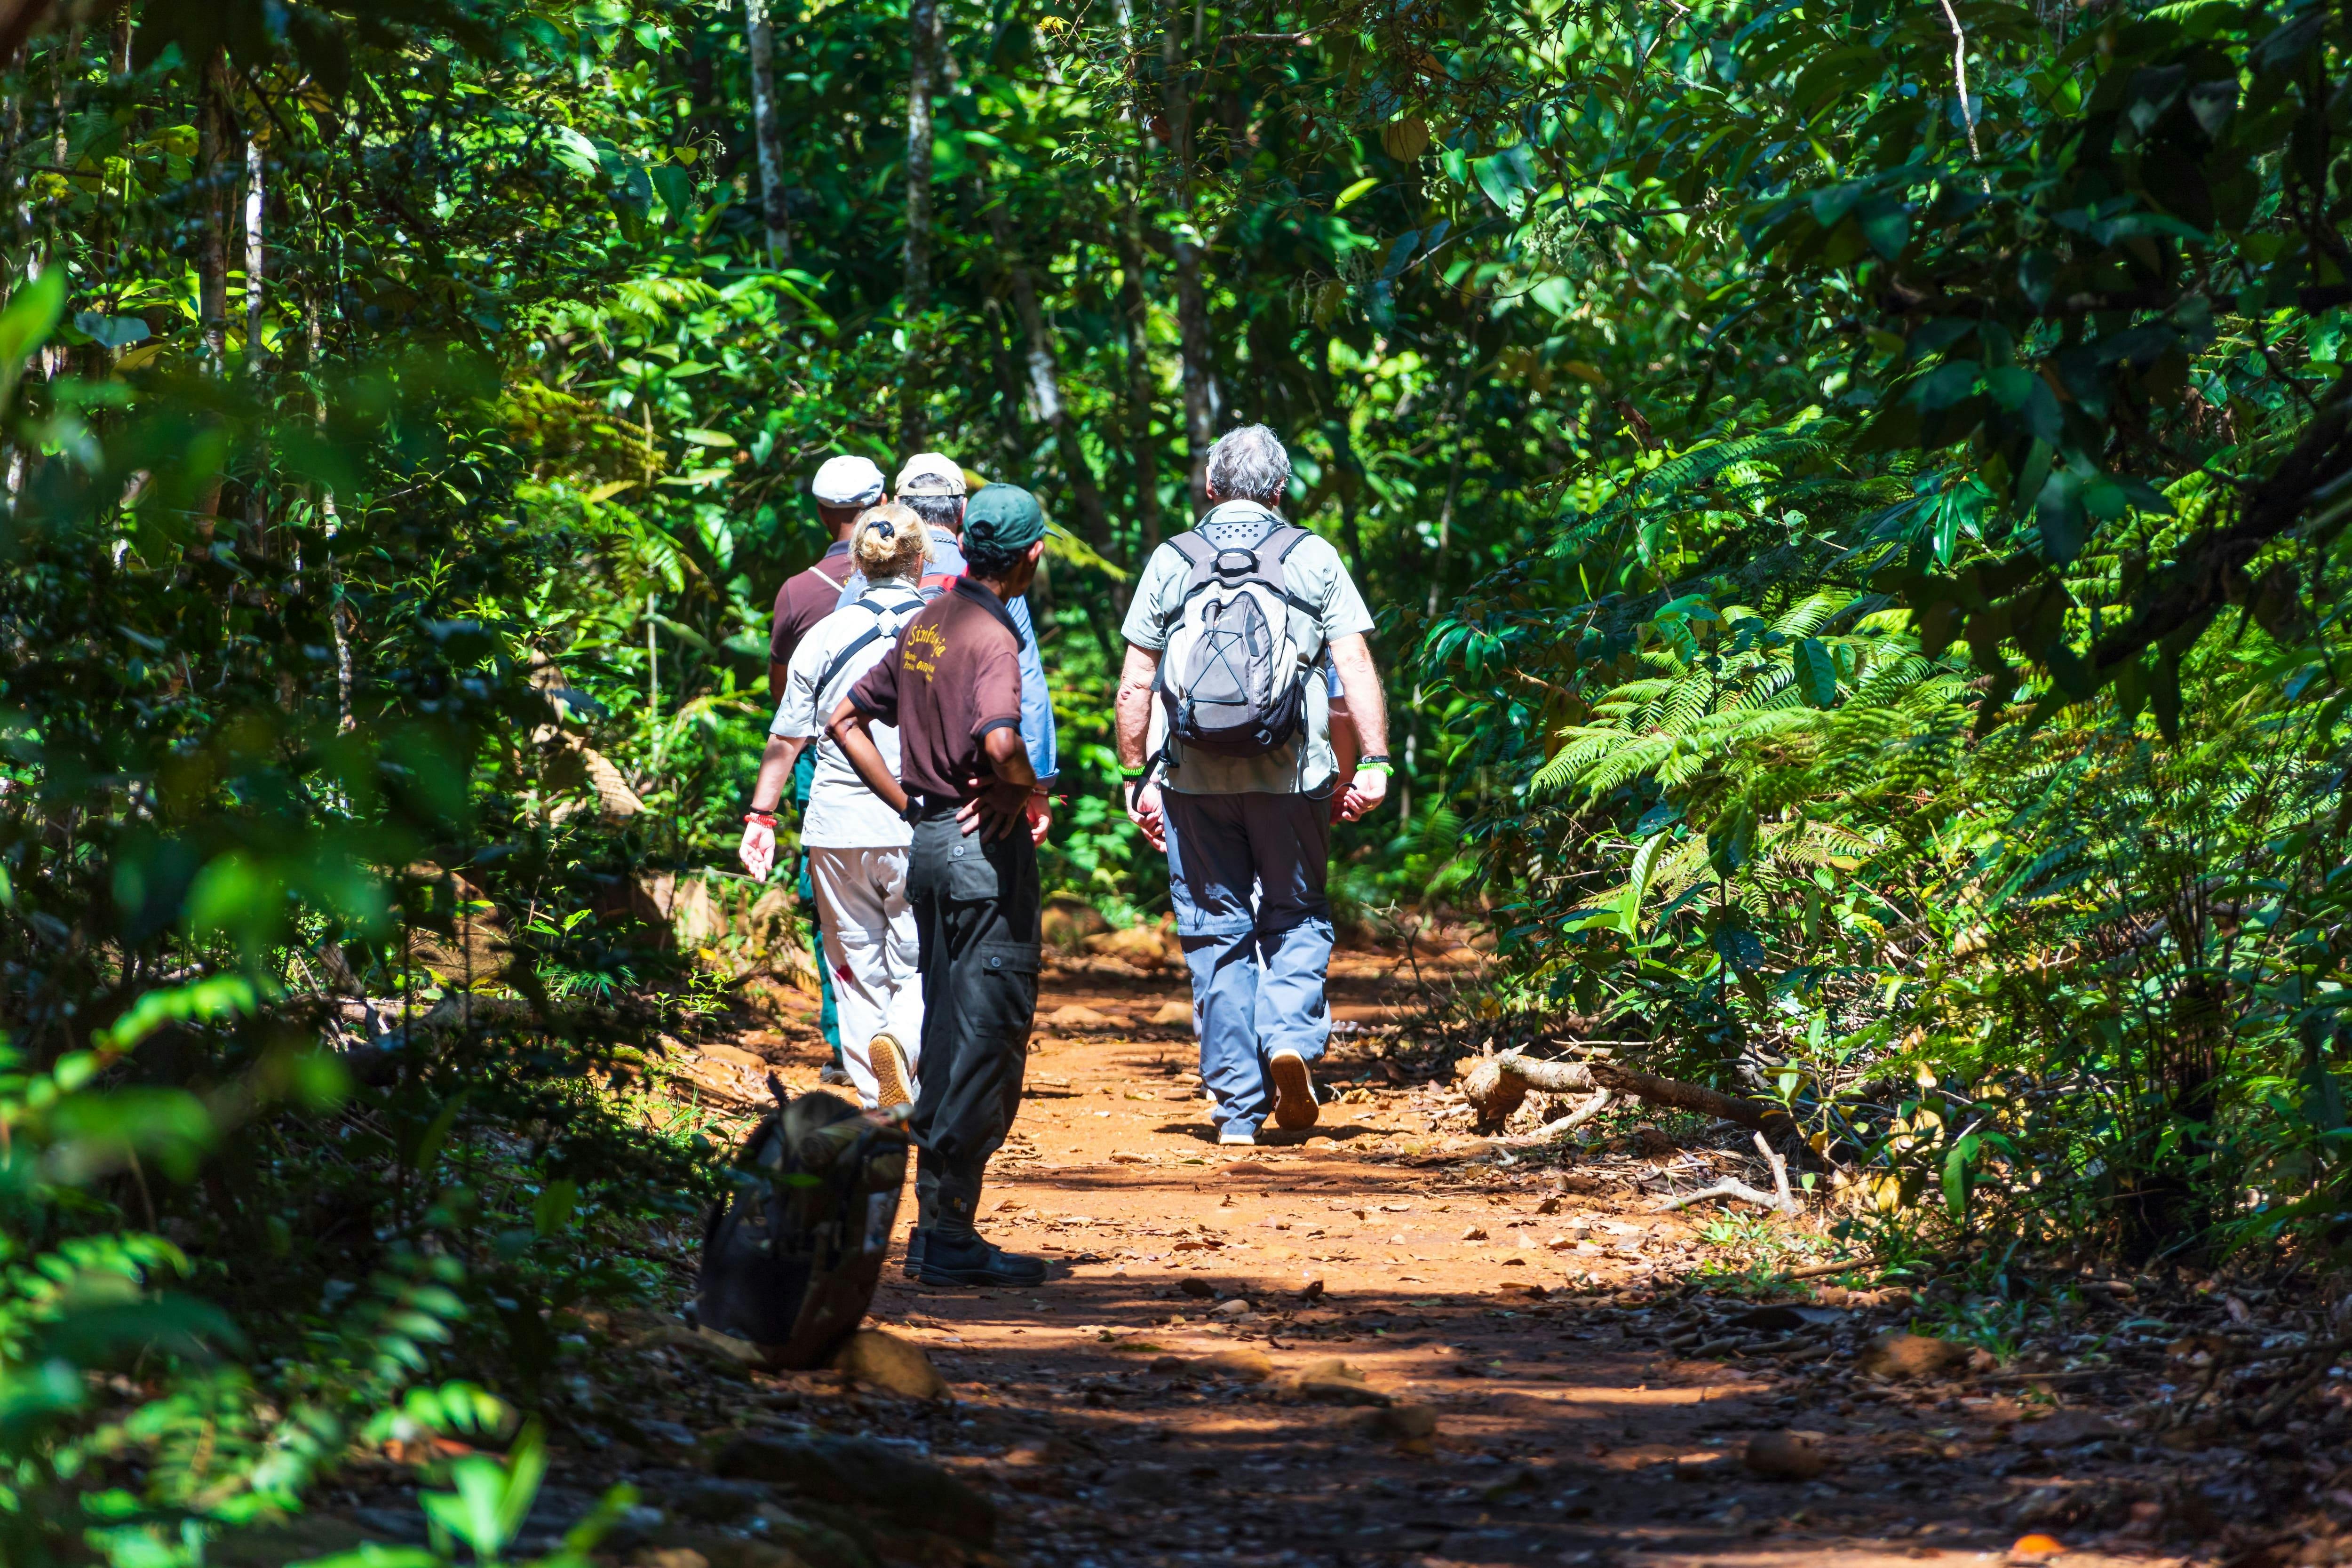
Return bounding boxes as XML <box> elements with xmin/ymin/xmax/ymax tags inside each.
<box><xmin>1153</xmin><ymin>522</ymin><xmax>1319</xmax><ymax>759</ymax></box>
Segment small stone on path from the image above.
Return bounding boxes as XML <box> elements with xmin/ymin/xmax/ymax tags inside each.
<box><xmin>831</xmin><ymin>1328</ymin><xmax>948</xmax><ymax>1400</ymax></box>
<box><xmin>1857</xmin><ymin>1328</ymin><xmax>1969</xmax><ymax>1379</ymax></box>
<box><xmin>1200</xmin><ymin>1347</ymin><xmax>1273</xmax><ymax>1382</ymax></box>
<box><xmin>1744</xmin><ymin>1428</ymin><xmax>1830</xmax><ymax>1481</ymax></box>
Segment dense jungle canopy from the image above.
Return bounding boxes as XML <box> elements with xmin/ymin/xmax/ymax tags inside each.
<box><xmin>11</xmin><ymin>0</ymin><xmax>2352</xmax><ymax>1558</ymax></box>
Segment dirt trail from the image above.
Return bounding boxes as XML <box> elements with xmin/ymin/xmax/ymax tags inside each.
<box><xmin>268</xmin><ymin>946</ymin><xmax>2240</xmax><ymax>1568</ymax></box>
<box><xmin>705</xmin><ymin>948</ymin><xmax>2180</xmax><ymax>1568</ymax></box>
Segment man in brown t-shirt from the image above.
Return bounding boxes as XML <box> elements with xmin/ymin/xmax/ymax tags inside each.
<box><xmin>769</xmin><ymin>454</ymin><xmax>887</xmax><ymax>691</ymax></box>
<box><xmin>767</xmin><ymin>454</ymin><xmax>885</xmax><ymax>1085</ymax></box>
<box><xmin>830</xmin><ymin>485</ymin><xmax>1050</xmax><ymax>1288</ymax></box>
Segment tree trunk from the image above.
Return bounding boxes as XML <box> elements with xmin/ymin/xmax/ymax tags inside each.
<box><xmin>197</xmin><ymin>50</ymin><xmax>231</xmax><ymax>374</ymax></box>
<box><xmin>1168</xmin><ymin>233</ymin><xmax>1215</xmax><ymax>509</ymax></box>
<box><xmin>243</xmin><ymin>132</ymin><xmax>268</xmax><ymax>544</ymax></box>
<box><xmin>193</xmin><ymin>48</ymin><xmax>232</xmax><ymax>535</ymax></box>
<box><xmin>2</xmin><ymin>47</ymin><xmax>23</xmax><ymax>278</ymax></box>
<box><xmin>1110</xmin><ymin>209</ymin><xmax>1161</xmax><ymax>563</ymax></box>
<box><xmin>900</xmin><ymin>0</ymin><xmax>936</xmax><ymax>457</ymax></box>
<box><xmin>989</xmin><ymin>207</ymin><xmax>1110</xmax><ymax>555</ymax></box>
<box><xmin>744</xmin><ymin>0</ymin><xmax>792</xmax><ymax>265</ymax></box>
<box><xmin>1403</xmin><ymin>346</ymin><xmax>1476</xmax><ymax>820</ymax></box>
<box><xmin>243</xmin><ymin>134</ymin><xmax>265</xmax><ymax>363</ymax></box>
<box><xmin>982</xmin><ymin>298</ymin><xmax>1028</xmax><ymax>477</ymax></box>
<box><xmin>1159</xmin><ymin>11</ymin><xmax>1217</xmax><ymax>510</ymax></box>
<box><xmin>1108</xmin><ymin>0</ymin><xmax>1162</xmax><ymax>562</ymax></box>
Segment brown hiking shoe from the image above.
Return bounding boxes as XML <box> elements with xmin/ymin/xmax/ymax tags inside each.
<box><xmin>1269</xmin><ymin>1049</ymin><xmax>1319</xmax><ymax>1130</ymax></box>
<box><xmin>870</xmin><ymin>1031</ymin><xmax>916</xmax><ymax>1112</ymax></box>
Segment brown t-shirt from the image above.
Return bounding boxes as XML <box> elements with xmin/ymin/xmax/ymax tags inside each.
<box><xmin>847</xmin><ymin>579</ymin><xmax>1024</xmax><ymax>804</ymax></box>
<box><xmin>768</xmin><ymin>543</ymin><xmax>856</xmax><ymax>668</ymax></box>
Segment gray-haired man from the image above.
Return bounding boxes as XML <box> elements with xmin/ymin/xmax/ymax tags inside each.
<box><xmin>1113</xmin><ymin>425</ymin><xmax>1391</xmax><ymax>1145</ymax></box>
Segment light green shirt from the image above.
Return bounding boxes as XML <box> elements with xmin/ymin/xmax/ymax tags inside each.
<box><xmin>1120</xmin><ymin>501</ymin><xmax>1375</xmax><ymax>796</ymax></box>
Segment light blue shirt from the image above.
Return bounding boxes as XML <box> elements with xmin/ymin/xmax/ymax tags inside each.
<box><xmin>839</xmin><ymin>526</ymin><xmax>1059</xmax><ymax>783</ymax></box>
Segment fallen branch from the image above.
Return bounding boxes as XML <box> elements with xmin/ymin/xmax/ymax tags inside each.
<box><xmin>1458</xmin><ymin>1051</ymin><xmax>1591</xmax><ymax>1130</ymax></box>
<box><xmin>1514</xmin><ymin>1088</ymin><xmax>1616</xmax><ymax>1142</ymax></box>
<box><xmin>1460</xmin><ymin>1049</ymin><xmax>1804</xmax><ymax>1145</ymax></box>
<box><xmin>1562</xmin><ymin>1087</ymin><xmax>1615</xmax><ymax>1131</ymax></box>
<box><xmin>1652</xmin><ymin>1178</ymin><xmax>1788</xmax><ymax>1213</ymax></box>
<box><xmin>1753</xmin><ymin>1131</ymin><xmax>1796</xmax><ymax>1210</ymax></box>
<box><xmin>341</xmin><ymin>993</ymin><xmax>551</xmax><ymax>1084</ymax></box>
<box><xmin>1588</xmin><ymin>1059</ymin><xmax>1799</xmax><ymax>1139</ymax></box>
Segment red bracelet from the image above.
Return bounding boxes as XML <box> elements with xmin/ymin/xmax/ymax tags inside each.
<box><xmin>744</xmin><ymin>811</ymin><xmax>778</xmax><ymax>827</ymax></box>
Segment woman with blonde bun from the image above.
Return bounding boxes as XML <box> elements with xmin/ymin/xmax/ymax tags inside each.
<box><xmin>739</xmin><ymin>503</ymin><xmax>932</xmax><ymax>1109</ymax></box>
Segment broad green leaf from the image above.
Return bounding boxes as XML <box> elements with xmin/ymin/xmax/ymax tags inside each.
<box><xmin>99</xmin><ymin>973</ymin><xmax>266</xmax><ymax>1051</ymax></box>
<box><xmin>533</xmin><ymin>1178</ymin><xmax>580</xmax><ymax>1236</ymax></box>
<box><xmin>1794</xmin><ymin>638</ymin><xmax>1838</xmax><ymax>708</ymax></box>
<box><xmin>0</xmin><ymin>265</ymin><xmax>66</xmax><ymax>407</ymax></box>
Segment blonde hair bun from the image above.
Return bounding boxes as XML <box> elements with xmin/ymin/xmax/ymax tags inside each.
<box><xmin>850</xmin><ymin>502</ymin><xmax>931</xmax><ymax>582</ymax></box>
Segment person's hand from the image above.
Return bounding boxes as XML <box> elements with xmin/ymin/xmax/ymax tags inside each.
<box><xmin>958</xmin><ymin>780</ymin><xmax>1032</xmax><ymax>841</ymax></box>
<box><xmin>1336</xmin><ymin>765</ymin><xmax>1389</xmax><ymax>823</ymax></box>
<box><xmin>1125</xmin><ymin>777</ymin><xmax>1166</xmax><ymax>851</ymax></box>
<box><xmin>739</xmin><ymin>820</ymin><xmax>777</xmax><ymax>881</ymax></box>
<box><xmin>1026</xmin><ymin>791</ymin><xmax>1053</xmax><ymax>847</ymax></box>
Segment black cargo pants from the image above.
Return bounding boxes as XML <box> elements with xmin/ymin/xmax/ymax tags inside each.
<box><xmin>905</xmin><ymin>806</ymin><xmax>1041</xmax><ymax>1240</ymax></box>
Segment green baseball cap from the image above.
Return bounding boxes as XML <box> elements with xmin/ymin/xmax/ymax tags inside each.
<box><xmin>962</xmin><ymin>484</ymin><xmax>1046</xmax><ymax>557</ymax></box>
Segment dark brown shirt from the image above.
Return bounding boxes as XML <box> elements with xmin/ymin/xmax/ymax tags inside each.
<box><xmin>847</xmin><ymin>579</ymin><xmax>1024</xmax><ymax>803</ymax></box>
<box><xmin>768</xmin><ymin>543</ymin><xmax>856</xmax><ymax>667</ymax></box>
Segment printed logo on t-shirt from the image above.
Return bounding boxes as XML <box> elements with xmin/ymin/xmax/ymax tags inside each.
<box><xmin>904</xmin><ymin>623</ymin><xmax>945</xmax><ymax>681</ymax></box>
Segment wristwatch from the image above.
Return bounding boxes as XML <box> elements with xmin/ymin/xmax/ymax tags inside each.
<box><xmin>899</xmin><ymin>797</ymin><xmax>924</xmax><ymax>825</ymax></box>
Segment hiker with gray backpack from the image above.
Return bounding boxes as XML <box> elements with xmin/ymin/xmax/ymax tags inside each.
<box><xmin>1114</xmin><ymin>425</ymin><xmax>1391</xmax><ymax>1146</ymax></box>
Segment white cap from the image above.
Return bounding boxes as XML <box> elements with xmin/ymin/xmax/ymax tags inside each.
<box><xmin>810</xmin><ymin>454</ymin><xmax>886</xmax><ymax>507</ymax></box>
<box><xmin>894</xmin><ymin>451</ymin><xmax>967</xmax><ymax>497</ymax></box>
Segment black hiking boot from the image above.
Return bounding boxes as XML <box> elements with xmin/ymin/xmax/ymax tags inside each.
<box><xmin>901</xmin><ymin>1229</ymin><xmax>927</xmax><ymax>1279</ymax></box>
<box><xmin>917</xmin><ymin>1233</ymin><xmax>1048</xmax><ymax>1288</ymax></box>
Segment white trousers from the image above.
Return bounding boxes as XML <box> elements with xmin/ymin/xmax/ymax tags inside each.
<box><xmin>807</xmin><ymin>844</ymin><xmax>925</xmax><ymax>1107</ymax></box>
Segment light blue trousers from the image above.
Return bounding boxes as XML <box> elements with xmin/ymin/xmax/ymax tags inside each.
<box><xmin>1161</xmin><ymin>789</ymin><xmax>1335</xmax><ymax>1138</ymax></box>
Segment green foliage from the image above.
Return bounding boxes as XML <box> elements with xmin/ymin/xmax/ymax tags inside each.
<box><xmin>1414</xmin><ymin>0</ymin><xmax>2352</xmax><ymax>1264</ymax></box>
<box><xmin>0</xmin><ymin>0</ymin><xmax>1557</xmax><ymax>1553</ymax></box>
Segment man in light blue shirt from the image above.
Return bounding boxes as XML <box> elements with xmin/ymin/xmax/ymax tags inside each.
<box><xmin>1114</xmin><ymin>426</ymin><xmax>1391</xmax><ymax>1146</ymax></box>
<box><xmin>838</xmin><ymin>453</ymin><xmax>1057</xmax><ymax>843</ymax></box>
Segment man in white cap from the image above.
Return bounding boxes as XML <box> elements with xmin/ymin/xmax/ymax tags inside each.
<box><xmin>837</xmin><ymin>453</ymin><xmax>1058</xmax><ymax>844</ymax></box>
<box><xmin>767</xmin><ymin>453</ymin><xmax>887</xmax><ymax>1086</ymax></box>
<box><xmin>771</xmin><ymin>454</ymin><xmax>888</xmax><ymax>694</ymax></box>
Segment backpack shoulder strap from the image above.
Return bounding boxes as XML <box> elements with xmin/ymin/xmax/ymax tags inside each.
<box><xmin>1163</xmin><ymin>532</ymin><xmax>1221</xmax><ymax>595</ymax></box>
<box><xmin>812</xmin><ymin>595</ymin><xmax>913</xmax><ymax>699</ymax></box>
<box><xmin>1250</xmin><ymin>525</ymin><xmax>1325</xmax><ymax>622</ymax></box>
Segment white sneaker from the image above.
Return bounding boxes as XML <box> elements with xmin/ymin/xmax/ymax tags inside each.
<box><xmin>1218</xmin><ymin>1127</ymin><xmax>1258</xmax><ymax>1147</ymax></box>
<box><xmin>1269</xmin><ymin>1049</ymin><xmax>1319</xmax><ymax>1130</ymax></box>
<box><xmin>870</xmin><ymin>1031</ymin><xmax>915</xmax><ymax>1111</ymax></box>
